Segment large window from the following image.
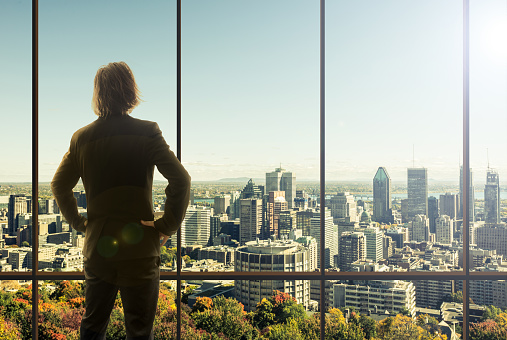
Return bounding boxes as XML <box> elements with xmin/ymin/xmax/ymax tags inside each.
<box><xmin>1</xmin><ymin>1</ymin><xmax>506</xmax><ymax>339</ymax></box>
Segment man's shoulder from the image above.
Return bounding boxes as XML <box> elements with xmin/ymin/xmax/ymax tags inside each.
<box><xmin>126</xmin><ymin>116</ymin><xmax>159</xmax><ymax>131</ymax></box>
<box><xmin>71</xmin><ymin>115</ymin><xmax>160</xmax><ymax>143</ymax></box>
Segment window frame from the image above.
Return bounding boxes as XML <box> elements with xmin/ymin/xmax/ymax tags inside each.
<box><xmin>0</xmin><ymin>0</ymin><xmax>504</xmax><ymax>339</ymax></box>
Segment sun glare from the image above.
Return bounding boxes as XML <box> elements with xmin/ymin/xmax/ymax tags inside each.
<box><xmin>481</xmin><ymin>19</ymin><xmax>507</xmax><ymax>60</ymax></box>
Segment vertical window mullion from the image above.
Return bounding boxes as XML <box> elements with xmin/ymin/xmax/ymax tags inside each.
<box><xmin>32</xmin><ymin>0</ymin><xmax>39</xmax><ymax>339</ymax></box>
<box><xmin>462</xmin><ymin>0</ymin><xmax>470</xmax><ymax>339</ymax></box>
<box><xmin>176</xmin><ymin>0</ymin><xmax>182</xmax><ymax>339</ymax></box>
<box><xmin>320</xmin><ymin>0</ymin><xmax>325</xmax><ymax>339</ymax></box>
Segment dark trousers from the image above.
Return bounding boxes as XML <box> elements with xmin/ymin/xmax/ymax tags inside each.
<box><xmin>80</xmin><ymin>256</ymin><xmax>160</xmax><ymax>340</ymax></box>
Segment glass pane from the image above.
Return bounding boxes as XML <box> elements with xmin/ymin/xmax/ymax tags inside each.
<box><xmin>0</xmin><ymin>280</ymin><xmax>33</xmax><ymax>338</ymax></box>
<box><xmin>326</xmin><ymin>280</ymin><xmax>460</xmax><ymax>339</ymax></box>
<box><xmin>326</xmin><ymin>0</ymin><xmax>463</xmax><ymax>272</ymax></box>
<box><xmin>467</xmin><ymin>280</ymin><xmax>507</xmax><ymax>339</ymax></box>
<box><xmin>182</xmin><ymin>0</ymin><xmax>319</xmax><ymax>272</ymax></box>
<box><xmin>39</xmin><ymin>0</ymin><xmax>176</xmax><ymax>271</ymax></box>
<box><xmin>470</xmin><ymin>0</ymin><xmax>507</xmax><ymax>271</ymax></box>
<box><xmin>185</xmin><ymin>279</ymin><xmax>316</xmax><ymax>339</ymax></box>
<box><xmin>38</xmin><ymin>280</ymin><xmax>177</xmax><ymax>339</ymax></box>
<box><xmin>0</xmin><ymin>1</ymin><xmax>32</xmax><ymax>272</ymax></box>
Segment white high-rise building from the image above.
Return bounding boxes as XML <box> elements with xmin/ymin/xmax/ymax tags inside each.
<box><xmin>266</xmin><ymin>167</ymin><xmax>296</xmax><ymax>208</ymax></box>
<box><xmin>435</xmin><ymin>215</ymin><xmax>454</xmax><ymax>244</ymax></box>
<box><xmin>361</xmin><ymin>225</ymin><xmax>383</xmax><ymax>263</ymax></box>
<box><xmin>332</xmin><ymin>280</ymin><xmax>416</xmax><ymax>316</ymax></box>
<box><xmin>409</xmin><ymin>214</ymin><xmax>430</xmax><ymax>242</ymax></box>
<box><xmin>295</xmin><ymin>236</ymin><xmax>317</xmax><ymax>272</ymax></box>
<box><xmin>182</xmin><ymin>205</ymin><xmax>211</xmax><ymax>246</ymax></box>
<box><xmin>310</xmin><ymin>208</ymin><xmax>337</xmax><ymax>268</ymax></box>
<box><xmin>330</xmin><ymin>192</ymin><xmax>358</xmax><ymax>223</ymax></box>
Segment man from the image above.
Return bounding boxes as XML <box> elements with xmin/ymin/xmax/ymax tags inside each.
<box><xmin>51</xmin><ymin>61</ymin><xmax>190</xmax><ymax>340</ymax></box>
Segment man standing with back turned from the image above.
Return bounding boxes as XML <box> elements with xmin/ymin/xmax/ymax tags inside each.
<box><xmin>51</xmin><ymin>61</ymin><xmax>191</xmax><ymax>340</ymax></box>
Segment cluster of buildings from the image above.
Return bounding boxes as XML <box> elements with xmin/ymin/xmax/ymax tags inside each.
<box><xmin>1</xmin><ymin>165</ymin><xmax>506</xmax><ymax>319</ymax></box>
<box><xmin>0</xmin><ymin>192</ymin><xmax>85</xmax><ymax>271</ymax></box>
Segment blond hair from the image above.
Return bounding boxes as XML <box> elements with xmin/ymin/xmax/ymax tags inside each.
<box><xmin>92</xmin><ymin>62</ymin><xmax>141</xmax><ymax>117</ymax></box>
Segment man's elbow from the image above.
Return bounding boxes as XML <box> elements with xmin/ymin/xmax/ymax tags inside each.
<box><xmin>50</xmin><ymin>179</ymin><xmax>58</xmax><ymax>196</ymax></box>
<box><xmin>184</xmin><ymin>172</ymin><xmax>191</xmax><ymax>188</ymax></box>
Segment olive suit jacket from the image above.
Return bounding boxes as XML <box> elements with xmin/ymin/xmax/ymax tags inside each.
<box><xmin>51</xmin><ymin>114</ymin><xmax>190</xmax><ymax>261</ymax></box>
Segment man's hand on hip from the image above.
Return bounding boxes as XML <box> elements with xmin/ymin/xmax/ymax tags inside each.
<box><xmin>140</xmin><ymin>220</ymin><xmax>169</xmax><ymax>247</ymax></box>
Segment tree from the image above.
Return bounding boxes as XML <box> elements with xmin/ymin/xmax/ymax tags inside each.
<box><xmin>377</xmin><ymin>314</ymin><xmax>448</xmax><ymax>340</ymax></box>
<box><xmin>266</xmin><ymin>318</ymin><xmax>304</xmax><ymax>340</ymax></box>
<box><xmin>192</xmin><ymin>297</ymin><xmax>213</xmax><ymax>314</ymax></box>
<box><xmin>481</xmin><ymin>305</ymin><xmax>503</xmax><ymax>322</ymax></box>
<box><xmin>325</xmin><ymin>311</ymin><xmax>365</xmax><ymax>340</ymax></box>
<box><xmin>50</xmin><ymin>280</ymin><xmax>83</xmax><ymax>301</ymax></box>
<box><xmin>445</xmin><ymin>291</ymin><xmax>474</xmax><ymax>304</ymax></box>
<box><xmin>399</xmin><ymin>307</ymin><xmax>412</xmax><ymax>317</ymax></box>
<box><xmin>251</xmin><ymin>299</ymin><xmax>275</xmax><ymax>330</ymax></box>
<box><xmin>358</xmin><ymin>314</ymin><xmax>377</xmax><ymax>339</ymax></box>
<box><xmin>191</xmin><ymin>295</ymin><xmax>259</xmax><ymax>339</ymax></box>
<box><xmin>0</xmin><ymin>315</ymin><xmax>20</xmax><ymax>340</ymax></box>
<box><xmin>250</xmin><ymin>290</ymin><xmax>306</xmax><ymax>330</ymax></box>
<box><xmin>469</xmin><ymin>319</ymin><xmax>506</xmax><ymax>340</ymax></box>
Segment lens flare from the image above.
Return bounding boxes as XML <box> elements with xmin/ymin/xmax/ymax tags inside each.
<box><xmin>96</xmin><ymin>236</ymin><xmax>119</xmax><ymax>258</ymax></box>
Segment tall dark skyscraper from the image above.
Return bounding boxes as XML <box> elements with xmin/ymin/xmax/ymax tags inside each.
<box><xmin>459</xmin><ymin>166</ymin><xmax>475</xmax><ymax>223</ymax></box>
<box><xmin>407</xmin><ymin>168</ymin><xmax>428</xmax><ymax>220</ymax></box>
<box><xmin>439</xmin><ymin>193</ymin><xmax>458</xmax><ymax>219</ymax></box>
<box><xmin>240</xmin><ymin>179</ymin><xmax>264</xmax><ymax>199</ymax></box>
<box><xmin>428</xmin><ymin>196</ymin><xmax>439</xmax><ymax>234</ymax></box>
<box><xmin>8</xmin><ymin>194</ymin><xmax>28</xmax><ymax>236</ymax></box>
<box><xmin>373</xmin><ymin>167</ymin><xmax>392</xmax><ymax>224</ymax></box>
<box><xmin>484</xmin><ymin>169</ymin><xmax>500</xmax><ymax>224</ymax></box>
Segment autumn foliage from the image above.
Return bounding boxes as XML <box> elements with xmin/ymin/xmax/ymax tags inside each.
<box><xmin>0</xmin><ymin>281</ymin><xmax>501</xmax><ymax>339</ymax></box>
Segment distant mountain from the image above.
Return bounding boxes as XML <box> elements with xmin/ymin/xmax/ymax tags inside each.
<box><xmin>216</xmin><ymin>177</ymin><xmax>264</xmax><ymax>183</ymax></box>
<box><xmin>154</xmin><ymin>177</ymin><xmax>266</xmax><ymax>184</ymax></box>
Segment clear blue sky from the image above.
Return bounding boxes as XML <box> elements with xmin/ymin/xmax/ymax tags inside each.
<box><xmin>1</xmin><ymin>0</ymin><xmax>506</xmax><ymax>185</ymax></box>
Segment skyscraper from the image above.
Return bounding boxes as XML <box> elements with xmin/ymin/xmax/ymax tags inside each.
<box><xmin>338</xmin><ymin>231</ymin><xmax>366</xmax><ymax>271</ymax></box>
<box><xmin>484</xmin><ymin>169</ymin><xmax>500</xmax><ymax>224</ymax></box>
<box><xmin>266</xmin><ymin>191</ymin><xmax>288</xmax><ymax>238</ymax></box>
<box><xmin>241</xmin><ymin>179</ymin><xmax>263</xmax><ymax>199</ymax></box>
<box><xmin>330</xmin><ymin>192</ymin><xmax>357</xmax><ymax>223</ymax></box>
<box><xmin>266</xmin><ymin>167</ymin><xmax>296</xmax><ymax>208</ymax></box>
<box><xmin>373</xmin><ymin>167</ymin><xmax>392</xmax><ymax>224</ymax></box>
<box><xmin>439</xmin><ymin>193</ymin><xmax>458</xmax><ymax>220</ymax></box>
<box><xmin>213</xmin><ymin>195</ymin><xmax>230</xmax><ymax>215</ymax></box>
<box><xmin>239</xmin><ymin>198</ymin><xmax>262</xmax><ymax>244</ymax></box>
<box><xmin>209</xmin><ymin>214</ymin><xmax>228</xmax><ymax>246</ymax></box>
<box><xmin>310</xmin><ymin>208</ymin><xmax>337</xmax><ymax>268</ymax></box>
<box><xmin>459</xmin><ymin>166</ymin><xmax>475</xmax><ymax>222</ymax></box>
<box><xmin>8</xmin><ymin>194</ymin><xmax>28</xmax><ymax>236</ymax></box>
<box><xmin>361</xmin><ymin>225</ymin><xmax>383</xmax><ymax>263</ymax></box>
<box><xmin>428</xmin><ymin>196</ymin><xmax>439</xmax><ymax>234</ymax></box>
<box><xmin>435</xmin><ymin>215</ymin><xmax>454</xmax><ymax>244</ymax></box>
<box><xmin>409</xmin><ymin>214</ymin><xmax>430</xmax><ymax>242</ymax></box>
<box><xmin>476</xmin><ymin>223</ymin><xmax>507</xmax><ymax>256</ymax></box>
<box><xmin>182</xmin><ymin>206</ymin><xmax>211</xmax><ymax>246</ymax></box>
<box><xmin>407</xmin><ymin>168</ymin><xmax>428</xmax><ymax>220</ymax></box>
